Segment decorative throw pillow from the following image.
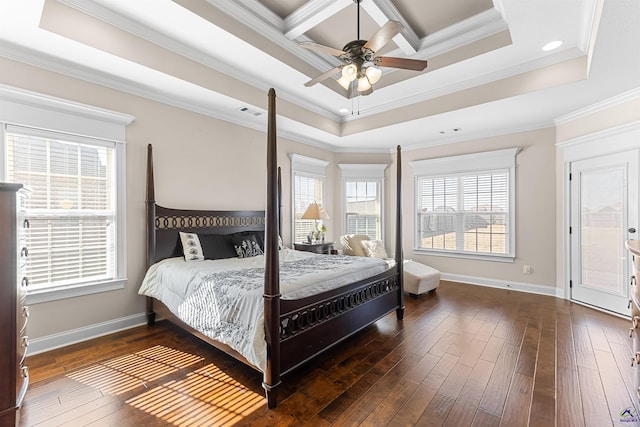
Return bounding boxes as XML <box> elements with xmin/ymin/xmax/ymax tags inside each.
<box><xmin>198</xmin><ymin>234</ymin><xmax>237</xmax><ymax>260</ymax></box>
<box><xmin>233</xmin><ymin>234</ymin><xmax>264</xmax><ymax>258</ymax></box>
<box><xmin>179</xmin><ymin>232</ymin><xmax>204</xmax><ymax>261</ymax></box>
<box><xmin>340</xmin><ymin>234</ymin><xmax>370</xmax><ymax>256</ymax></box>
<box><xmin>361</xmin><ymin>239</ymin><xmax>388</xmax><ymax>259</ymax></box>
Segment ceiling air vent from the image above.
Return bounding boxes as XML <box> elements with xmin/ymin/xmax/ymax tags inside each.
<box><xmin>239</xmin><ymin>106</ymin><xmax>263</xmax><ymax>116</ymax></box>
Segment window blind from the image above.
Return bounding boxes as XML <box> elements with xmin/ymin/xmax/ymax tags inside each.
<box><xmin>345</xmin><ymin>179</ymin><xmax>381</xmax><ymax>240</ymax></box>
<box><xmin>293</xmin><ymin>173</ymin><xmax>324</xmax><ymax>243</ymax></box>
<box><xmin>6</xmin><ymin>127</ymin><xmax>116</xmax><ymax>290</ymax></box>
<box><xmin>417</xmin><ymin>170</ymin><xmax>509</xmax><ymax>255</ymax></box>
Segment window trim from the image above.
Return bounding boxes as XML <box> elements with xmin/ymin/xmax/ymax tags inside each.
<box><xmin>289</xmin><ymin>153</ymin><xmax>329</xmax><ymax>244</ymax></box>
<box><xmin>0</xmin><ymin>84</ymin><xmax>134</xmax><ymax>304</ymax></box>
<box><xmin>338</xmin><ymin>163</ymin><xmax>387</xmax><ymax>240</ymax></box>
<box><xmin>410</xmin><ymin>148</ymin><xmax>519</xmax><ymax>261</ymax></box>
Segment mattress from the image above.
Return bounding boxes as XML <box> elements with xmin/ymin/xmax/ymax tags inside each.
<box><xmin>138</xmin><ymin>248</ymin><xmax>388</xmax><ymax>371</ymax></box>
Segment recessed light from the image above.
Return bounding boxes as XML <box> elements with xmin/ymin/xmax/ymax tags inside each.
<box><xmin>542</xmin><ymin>40</ymin><xmax>563</xmax><ymax>51</ymax></box>
<box><xmin>338</xmin><ymin>108</ymin><xmax>349</xmax><ymax>114</ymax></box>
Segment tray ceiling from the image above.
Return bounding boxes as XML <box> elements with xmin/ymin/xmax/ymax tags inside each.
<box><xmin>0</xmin><ymin>0</ymin><xmax>639</xmax><ymax>151</ymax></box>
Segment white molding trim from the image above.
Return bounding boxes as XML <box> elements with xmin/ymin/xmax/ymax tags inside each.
<box><xmin>338</xmin><ymin>163</ymin><xmax>388</xmax><ymax>178</ymax></box>
<box><xmin>409</xmin><ymin>147</ymin><xmax>520</xmax><ymax>176</ymax></box>
<box><xmin>555</xmin><ymin>86</ymin><xmax>640</xmax><ymax>126</ymax></box>
<box><xmin>0</xmin><ymin>83</ymin><xmax>134</xmax><ymax>141</ymax></box>
<box><xmin>289</xmin><ymin>153</ymin><xmax>330</xmax><ymax>175</ymax></box>
<box><xmin>441</xmin><ymin>272</ymin><xmax>559</xmax><ymax>298</ymax></box>
<box><xmin>27</xmin><ymin>313</ymin><xmax>147</xmax><ymax>355</ymax></box>
<box><xmin>556</xmin><ymin>120</ymin><xmax>640</xmax><ymax>156</ymax></box>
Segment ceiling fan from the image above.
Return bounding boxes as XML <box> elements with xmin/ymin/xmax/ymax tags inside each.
<box><xmin>300</xmin><ymin>0</ymin><xmax>428</xmax><ymax>97</ymax></box>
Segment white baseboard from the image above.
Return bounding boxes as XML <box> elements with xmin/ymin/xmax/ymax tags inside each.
<box><xmin>28</xmin><ymin>313</ymin><xmax>147</xmax><ymax>355</ymax></box>
<box><xmin>441</xmin><ymin>272</ymin><xmax>560</xmax><ymax>298</ymax></box>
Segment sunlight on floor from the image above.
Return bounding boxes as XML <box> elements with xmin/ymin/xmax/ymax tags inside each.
<box><xmin>126</xmin><ymin>363</ymin><xmax>264</xmax><ymax>426</ymax></box>
<box><xmin>66</xmin><ymin>345</ymin><xmax>204</xmax><ymax>395</ymax></box>
<box><xmin>65</xmin><ymin>344</ymin><xmax>263</xmax><ymax>426</ymax></box>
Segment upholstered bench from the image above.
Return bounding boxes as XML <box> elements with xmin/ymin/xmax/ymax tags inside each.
<box><xmin>403</xmin><ymin>260</ymin><xmax>440</xmax><ymax>296</ymax></box>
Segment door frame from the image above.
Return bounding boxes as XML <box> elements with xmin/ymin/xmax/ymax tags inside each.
<box><xmin>559</xmin><ymin>123</ymin><xmax>640</xmax><ymax>312</ymax></box>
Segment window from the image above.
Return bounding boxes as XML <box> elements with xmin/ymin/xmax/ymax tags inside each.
<box><xmin>0</xmin><ymin>86</ymin><xmax>132</xmax><ymax>303</ymax></box>
<box><xmin>339</xmin><ymin>164</ymin><xmax>386</xmax><ymax>241</ymax></box>
<box><xmin>411</xmin><ymin>148</ymin><xmax>519</xmax><ymax>260</ymax></box>
<box><xmin>290</xmin><ymin>154</ymin><xmax>329</xmax><ymax>243</ymax></box>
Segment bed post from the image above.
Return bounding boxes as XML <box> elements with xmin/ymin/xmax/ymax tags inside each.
<box><xmin>263</xmin><ymin>88</ymin><xmax>281</xmax><ymax>408</ymax></box>
<box><xmin>146</xmin><ymin>144</ymin><xmax>157</xmax><ymax>326</ymax></box>
<box><xmin>278</xmin><ymin>166</ymin><xmax>282</xmax><ymax>236</ymax></box>
<box><xmin>395</xmin><ymin>145</ymin><xmax>405</xmax><ymax>320</ymax></box>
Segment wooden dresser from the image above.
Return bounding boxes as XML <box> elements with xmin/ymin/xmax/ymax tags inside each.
<box><xmin>0</xmin><ymin>183</ymin><xmax>30</xmax><ymax>427</ymax></box>
<box><xmin>626</xmin><ymin>239</ymin><xmax>640</xmax><ymax>408</ymax></box>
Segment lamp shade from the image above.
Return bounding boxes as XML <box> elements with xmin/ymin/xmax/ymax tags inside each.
<box><xmin>365</xmin><ymin>66</ymin><xmax>382</xmax><ymax>84</ymax></box>
<box><xmin>342</xmin><ymin>64</ymin><xmax>357</xmax><ymax>82</ymax></box>
<box><xmin>357</xmin><ymin>76</ymin><xmax>371</xmax><ymax>92</ymax></box>
<box><xmin>301</xmin><ymin>202</ymin><xmax>329</xmax><ymax>220</ymax></box>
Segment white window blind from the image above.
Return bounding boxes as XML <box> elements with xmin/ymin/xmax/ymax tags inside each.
<box><xmin>416</xmin><ymin>172</ymin><xmax>508</xmax><ymax>254</ymax></box>
<box><xmin>339</xmin><ymin>164</ymin><xmax>386</xmax><ymax>241</ymax></box>
<box><xmin>6</xmin><ymin>126</ymin><xmax>117</xmax><ymax>290</ymax></box>
<box><xmin>293</xmin><ymin>173</ymin><xmax>324</xmax><ymax>243</ymax></box>
<box><xmin>290</xmin><ymin>154</ymin><xmax>329</xmax><ymax>244</ymax></box>
<box><xmin>411</xmin><ymin>148</ymin><xmax>518</xmax><ymax>260</ymax></box>
<box><xmin>345</xmin><ymin>180</ymin><xmax>381</xmax><ymax>240</ymax></box>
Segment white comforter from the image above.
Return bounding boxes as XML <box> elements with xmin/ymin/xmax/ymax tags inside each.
<box><xmin>138</xmin><ymin>248</ymin><xmax>388</xmax><ymax>372</ymax></box>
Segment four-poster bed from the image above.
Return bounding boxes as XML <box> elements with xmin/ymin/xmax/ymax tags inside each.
<box><xmin>141</xmin><ymin>88</ymin><xmax>404</xmax><ymax>408</ymax></box>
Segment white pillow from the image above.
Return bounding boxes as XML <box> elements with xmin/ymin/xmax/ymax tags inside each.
<box><xmin>179</xmin><ymin>232</ymin><xmax>204</xmax><ymax>261</ymax></box>
<box><xmin>340</xmin><ymin>234</ymin><xmax>370</xmax><ymax>256</ymax></box>
<box><xmin>361</xmin><ymin>240</ymin><xmax>388</xmax><ymax>258</ymax></box>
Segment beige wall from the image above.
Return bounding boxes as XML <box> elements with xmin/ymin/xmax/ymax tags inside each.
<box><xmin>398</xmin><ymin>128</ymin><xmax>558</xmax><ymax>289</ymax></box>
<box><xmin>5</xmin><ymin>53</ymin><xmax>632</xmax><ymax>345</ymax></box>
<box><xmin>0</xmin><ymin>57</ymin><xmax>334</xmax><ymax>340</ymax></box>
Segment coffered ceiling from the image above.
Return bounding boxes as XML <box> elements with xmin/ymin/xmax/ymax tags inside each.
<box><xmin>0</xmin><ymin>0</ymin><xmax>639</xmax><ymax>152</ymax></box>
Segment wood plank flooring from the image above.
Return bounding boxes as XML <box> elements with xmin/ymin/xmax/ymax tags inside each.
<box><xmin>20</xmin><ymin>281</ymin><xmax>640</xmax><ymax>426</ymax></box>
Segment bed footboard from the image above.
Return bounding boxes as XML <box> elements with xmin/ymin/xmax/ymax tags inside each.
<box><xmin>279</xmin><ymin>267</ymin><xmax>400</xmax><ymax>374</ymax></box>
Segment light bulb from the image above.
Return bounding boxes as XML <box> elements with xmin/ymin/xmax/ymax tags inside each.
<box><xmin>357</xmin><ymin>76</ymin><xmax>371</xmax><ymax>92</ymax></box>
<box><xmin>342</xmin><ymin>64</ymin><xmax>357</xmax><ymax>82</ymax></box>
<box><xmin>337</xmin><ymin>76</ymin><xmax>351</xmax><ymax>90</ymax></box>
<box><xmin>365</xmin><ymin>66</ymin><xmax>382</xmax><ymax>84</ymax></box>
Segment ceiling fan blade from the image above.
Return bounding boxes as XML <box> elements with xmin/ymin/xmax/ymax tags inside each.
<box><xmin>299</xmin><ymin>41</ymin><xmax>347</xmax><ymax>57</ymax></box>
<box><xmin>363</xmin><ymin>20</ymin><xmax>403</xmax><ymax>52</ymax></box>
<box><xmin>304</xmin><ymin>66</ymin><xmax>343</xmax><ymax>87</ymax></box>
<box><xmin>374</xmin><ymin>56</ymin><xmax>428</xmax><ymax>71</ymax></box>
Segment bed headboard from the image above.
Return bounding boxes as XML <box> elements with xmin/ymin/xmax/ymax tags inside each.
<box><xmin>145</xmin><ymin>144</ymin><xmax>279</xmax><ymax>267</ymax></box>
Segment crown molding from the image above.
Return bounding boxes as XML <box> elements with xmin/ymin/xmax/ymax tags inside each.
<box><xmin>0</xmin><ymin>83</ymin><xmax>134</xmax><ymax>126</ymax></box>
<box><xmin>554</xmin><ymin>86</ymin><xmax>640</xmax><ymax>125</ymax></box>
<box><xmin>342</xmin><ymin>48</ymin><xmax>584</xmax><ymax>121</ymax></box>
<box><xmin>416</xmin><ymin>7</ymin><xmax>507</xmax><ymax>58</ymax></box>
<box><xmin>556</xmin><ymin>119</ymin><xmax>640</xmax><ymax>150</ymax></box>
<box><xmin>58</xmin><ymin>0</ymin><xmax>341</xmax><ymax>123</ymax></box>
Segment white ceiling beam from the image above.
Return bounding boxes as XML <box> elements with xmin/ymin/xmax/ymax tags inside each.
<box><xmin>363</xmin><ymin>0</ymin><xmax>419</xmax><ymax>54</ymax></box>
<box><xmin>284</xmin><ymin>0</ymin><xmax>353</xmax><ymax>40</ymax></box>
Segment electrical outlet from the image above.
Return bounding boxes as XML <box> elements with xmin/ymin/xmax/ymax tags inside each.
<box><xmin>523</xmin><ymin>265</ymin><xmax>531</xmax><ymax>275</ymax></box>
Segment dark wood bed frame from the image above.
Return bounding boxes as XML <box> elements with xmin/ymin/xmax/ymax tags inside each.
<box><xmin>145</xmin><ymin>88</ymin><xmax>404</xmax><ymax>408</ymax></box>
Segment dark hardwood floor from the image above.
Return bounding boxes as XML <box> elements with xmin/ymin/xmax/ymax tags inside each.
<box><xmin>20</xmin><ymin>281</ymin><xmax>640</xmax><ymax>426</ymax></box>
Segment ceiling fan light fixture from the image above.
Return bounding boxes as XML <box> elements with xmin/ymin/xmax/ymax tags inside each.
<box><xmin>365</xmin><ymin>66</ymin><xmax>382</xmax><ymax>84</ymax></box>
<box><xmin>342</xmin><ymin>64</ymin><xmax>358</xmax><ymax>82</ymax></box>
<box><xmin>357</xmin><ymin>75</ymin><xmax>371</xmax><ymax>92</ymax></box>
<box><xmin>337</xmin><ymin>76</ymin><xmax>351</xmax><ymax>90</ymax></box>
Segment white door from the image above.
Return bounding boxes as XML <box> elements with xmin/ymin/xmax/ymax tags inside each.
<box><xmin>570</xmin><ymin>150</ymin><xmax>638</xmax><ymax>316</ymax></box>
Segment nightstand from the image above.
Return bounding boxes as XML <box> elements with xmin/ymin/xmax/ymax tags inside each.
<box><xmin>294</xmin><ymin>242</ymin><xmax>334</xmax><ymax>254</ymax></box>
